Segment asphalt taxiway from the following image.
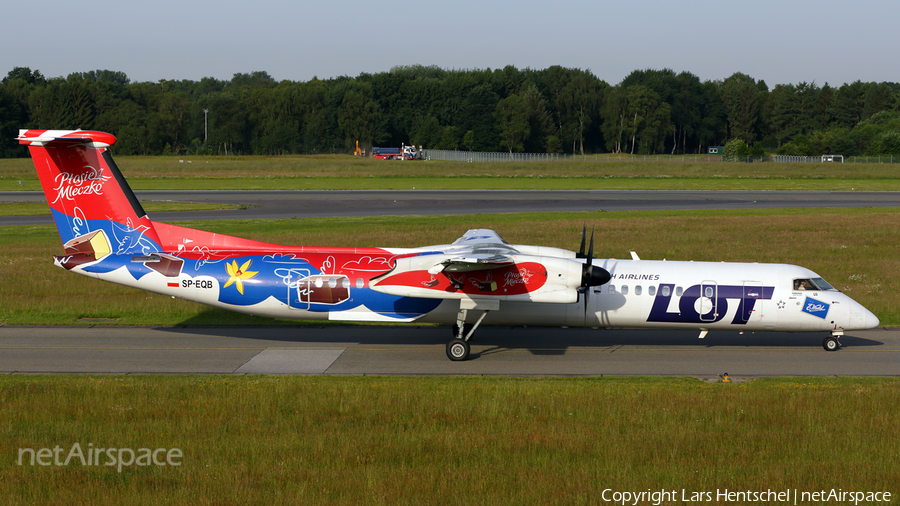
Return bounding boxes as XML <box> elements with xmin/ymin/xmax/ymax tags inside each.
<box><xmin>2</xmin><ymin>189</ymin><xmax>899</xmax><ymax>225</ymax></box>
<box><xmin>1</xmin><ymin>325</ymin><xmax>897</xmax><ymax>376</ymax></box>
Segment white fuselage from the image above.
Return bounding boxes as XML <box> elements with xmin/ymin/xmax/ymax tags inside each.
<box><xmin>83</xmin><ymin>253</ymin><xmax>878</xmax><ymax>335</ymax></box>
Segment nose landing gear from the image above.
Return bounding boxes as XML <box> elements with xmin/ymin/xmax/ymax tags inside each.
<box><xmin>823</xmin><ymin>333</ymin><xmax>842</xmax><ymax>351</ymax></box>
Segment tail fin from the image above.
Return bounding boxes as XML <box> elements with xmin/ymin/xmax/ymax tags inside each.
<box><xmin>18</xmin><ymin>129</ymin><xmax>162</xmax><ymax>256</ymax></box>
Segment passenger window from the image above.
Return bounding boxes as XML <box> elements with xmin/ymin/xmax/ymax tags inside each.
<box><xmin>675</xmin><ymin>286</ymin><xmax>683</xmax><ymax>297</ymax></box>
<box><xmin>648</xmin><ymin>286</ymin><xmax>656</xmax><ymax>296</ymax></box>
<box><xmin>609</xmin><ymin>285</ymin><xmax>616</xmax><ymax>294</ymax></box>
<box><xmin>661</xmin><ymin>286</ymin><xmax>670</xmax><ymax>297</ymax></box>
<box><xmin>621</xmin><ymin>285</ymin><xmax>629</xmax><ymax>295</ymax></box>
<box><xmin>328</xmin><ymin>278</ymin><xmax>337</xmax><ymax>289</ymax></box>
<box><xmin>635</xmin><ymin>285</ymin><xmax>642</xmax><ymax>295</ymax></box>
<box><xmin>356</xmin><ymin>278</ymin><xmax>365</xmax><ymax>289</ymax></box>
<box><xmin>341</xmin><ymin>277</ymin><xmax>350</xmax><ymax>289</ymax></box>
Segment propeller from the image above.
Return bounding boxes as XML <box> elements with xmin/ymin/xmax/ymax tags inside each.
<box><xmin>576</xmin><ymin>227</ymin><xmax>612</xmax><ymax>322</ymax></box>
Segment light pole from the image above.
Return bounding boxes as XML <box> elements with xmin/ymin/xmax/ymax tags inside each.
<box><xmin>203</xmin><ymin>108</ymin><xmax>208</xmax><ymax>143</ymax></box>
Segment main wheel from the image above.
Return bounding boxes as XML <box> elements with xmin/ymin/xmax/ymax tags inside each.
<box><xmin>822</xmin><ymin>336</ymin><xmax>840</xmax><ymax>351</ymax></box>
<box><xmin>446</xmin><ymin>338</ymin><xmax>470</xmax><ymax>361</ymax></box>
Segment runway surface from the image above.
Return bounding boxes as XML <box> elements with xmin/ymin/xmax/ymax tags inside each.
<box><xmin>2</xmin><ymin>189</ymin><xmax>899</xmax><ymax>226</ymax></box>
<box><xmin>1</xmin><ymin>325</ymin><xmax>897</xmax><ymax>377</ymax></box>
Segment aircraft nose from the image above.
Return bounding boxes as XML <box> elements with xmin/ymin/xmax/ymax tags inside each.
<box><xmin>865</xmin><ymin>308</ymin><xmax>880</xmax><ymax>329</ymax></box>
<box><xmin>848</xmin><ymin>300</ymin><xmax>880</xmax><ymax>330</ymax></box>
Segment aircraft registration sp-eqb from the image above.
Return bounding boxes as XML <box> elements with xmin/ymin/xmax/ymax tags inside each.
<box><xmin>18</xmin><ymin>129</ymin><xmax>880</xmax><ymax>360</ymax></box>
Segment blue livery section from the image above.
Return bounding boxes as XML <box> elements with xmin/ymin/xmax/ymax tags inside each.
<box><xmin>85</xmin><ymin>249</ymin><xmax>441</xmax><ymax>320</ymax></box>
<box><xmin>801</xmin><ymin>297</ymin><xmax>830</xmax><ymax>319</ymax></box>
<box><xmin>51</xmin><ymin>208</ymin><xmax>161</xmax><ymax>256</ymax></box>
<box><xmin>647</xmin><ymin>283</ymin><xmax>775</xmax><ymax>325</ymax></box>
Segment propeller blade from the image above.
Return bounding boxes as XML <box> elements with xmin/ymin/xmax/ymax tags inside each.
<box><xmin>576</xmin><ymin>224</ymin><xmax>587</xmax><ymax>259</ymax></box>
<box><xmin>587</xmin><ymin>228</ymin><xmax>594</xmax><ymax>266</ymax></box>
<box><xmin>583</xmin><ymin>285</ymin><xmax>590</xmax><ymax>322</ymax></box>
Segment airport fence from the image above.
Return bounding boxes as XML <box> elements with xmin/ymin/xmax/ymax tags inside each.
<box><xmin>422</xmin><ymin>150</ymin><xmax>563</xmax><ymax>162</ymax></box>
<box><xmin>423</xmin><ymin>150</ymin><xmax>899</xmax><ymax>164</ymax></box>
<box><xmin>772</xmin><ymin>155</ymin><xmax>900</xmax><ymax>164</ymax></box>
<box><xmin>845</xmin><ymin>155</ymin><xmax>899</xmax><ymax>164</ymax></box>
<box><xmin>421</xmin><ymin>149</ymin><xmax>738</xmax><ymax>163</ymax></box>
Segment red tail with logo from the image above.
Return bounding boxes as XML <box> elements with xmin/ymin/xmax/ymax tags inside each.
<box><xmin>18</xmin><ymin>129</ymin><xmax>163</xmax><ymax>255</ymax></box>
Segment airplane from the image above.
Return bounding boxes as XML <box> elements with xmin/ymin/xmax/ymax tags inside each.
<box><xmin>17</xmin><ymin>129</ymin><xmax>880</xmax><ymax>360</ymax></box>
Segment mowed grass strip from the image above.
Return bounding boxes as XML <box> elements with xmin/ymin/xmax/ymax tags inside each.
<box><xmin>3</xmin><ymin>154</ymin><xmax>900</xmax><ymax>190</ymax></box>
<box><xmin>0</xmin><ymin>207</ymin><xmax>896</xmax><ymax>326</ymax></box>
<box><xmin>1</xmin><ymin>376</ymin><xmax>898</xmax><ymax>505</ymax></box>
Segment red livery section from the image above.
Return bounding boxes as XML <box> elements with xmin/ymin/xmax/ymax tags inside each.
<box><xmin>374</xmin><ymin>262</ymin><xmax>548</xmax><ymax>296</ymax></box>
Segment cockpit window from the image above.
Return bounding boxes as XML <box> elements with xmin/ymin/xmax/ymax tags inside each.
<box><xmin>810</xmin><ymin>277</ymin><xmax>835</xmax><ymax>290</ymax></box>
<box><xmin>793</xmin><ymin>277</ymin><xmax>835</xmax><ymax>291</ymax></box>
<box><xmin>793</xmin><ymin>278</ymin><xmax>814</xmax><ymax>291</ymax></box>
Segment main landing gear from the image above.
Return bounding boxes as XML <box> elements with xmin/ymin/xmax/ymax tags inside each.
<box><xmin>446</xmin><ymin>300</ymin><xmax>498</xmax><ymax>361</ymax></box>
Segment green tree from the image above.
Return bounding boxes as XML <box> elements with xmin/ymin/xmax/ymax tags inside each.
<box><xmin>862</xmin><ymin>83</ymin><xmax>895</xmax><ymax>120</ymax></box>
<box><xmin>721</xmin><ymin>72</ymin><xmax>761</xmax><ymax>142</ymax></box>
<box><xmin>157</xmin><ymin>90</ymin><xmax>191</xmax><ymax>153</ymax></box>
<box><xmin>871</xmin><ymin>130</ymin><xmax>900</xmax><ymax>154</ymax></box>
<box><xmin>494</xmin><ymin>94</ymin><xmax>530</xmax><ymax>153</ymax></box>
<box><xmin>337</xmin><ymin>84</ymin><xmax>383</xmax><ymax>151</ymax></box>
<box><xmin>722</xmin><ymin>138</ymin><xmax>749</xmax><ymax>161</ymax></box>
<box><xmin>459</xmin><ymin>84</ymin><xmax>500</xmax><ymax>151</ymax></box>
<box><xmin>437</xmin><ymin>126</ymin><xmax>461</xmax><ymax>150</ymax></box>
<box><xmin>409</xmin><ymin>115</ymin><xmax>442</xmax><ymax>148</ymax></box>
<box><xmin>768</xmin><ymin>84</ymin><xmax>799</xmax><ymax>147</ymax></box>
<box><xmin>622</xmin><ymin>85</ymin><xmax>672</xmax><ymax>154</ymax></box>
<box><xmin>829</xmin><ymin>81</ymin><xmax>867</xmax><ymax>128</ymax></box>
<box><xmin>462</xmin><ymin>130</ymin><xmax>475</xmax><ymax>151</ymax></box>
<box><xmin>2</xmin><ymin>67</ymin><xmax>46</xmax><ymax>85</ymax></box>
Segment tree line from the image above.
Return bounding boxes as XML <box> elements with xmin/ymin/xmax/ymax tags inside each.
<box><xmin>1</xmin><ymin>65</ymin><xmax>898</xmax><ymax>158</ymax></box>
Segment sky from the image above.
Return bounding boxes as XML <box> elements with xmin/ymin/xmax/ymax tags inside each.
<box><xmin>2</xmin><ymin>0</ymin><xmax>897</xmax><ymax>87</ymax></box>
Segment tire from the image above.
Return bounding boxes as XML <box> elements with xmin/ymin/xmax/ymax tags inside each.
<box><xmin>446</xmin><ymin>338</ymin><xmax>470</xmax><ymax>361</ymax></box>
<box><xmin>823</xmin><ymin>336</ymin><xmax>840</xmax><ymax>351</ymax></box>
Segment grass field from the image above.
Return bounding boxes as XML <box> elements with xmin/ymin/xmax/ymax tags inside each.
<box><xmin>3</xmin><ymin>154</ymin><xmax>900</xmax><ymax>190</ymax></box>
<box><xmin>1</xmin><ymin>207</ymin><xmax>897</xmax><ymax>326</ymax></box>
<box><xmin>2</xmin><ymin>376</ymin><xmax>898</xmax><ymax>505</ymax></box>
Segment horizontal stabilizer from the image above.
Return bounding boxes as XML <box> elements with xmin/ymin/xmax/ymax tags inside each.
<box><xmin>17</xmin><ymin>129</ymin><xmax>117</xmax><ymax>148</ymax></box>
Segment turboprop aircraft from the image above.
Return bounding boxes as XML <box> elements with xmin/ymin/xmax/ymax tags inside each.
<box><xmin>18</xmin><ymin>129</ymin><xmax>879</xmax><ymax>360</ymax></box>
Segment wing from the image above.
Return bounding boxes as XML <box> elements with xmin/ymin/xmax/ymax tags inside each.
<box><xmin>430</xmin><ymin>229</ymin><xmax>518</xmax><ymax>273</ymax></box>
<box><xmin>369</xmin><ymin>229</ymin><xmax>587</xmax><ymax>304</ymax></box>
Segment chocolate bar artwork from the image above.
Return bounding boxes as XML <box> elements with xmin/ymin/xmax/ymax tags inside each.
<box><xmin>141</xmin><ymin>254</ymin><xmax>184</xmax><ymax>278</ymax></box>
<box><xmin>55</xmin><ymin>230</ymin><xmax>112</xmax><ymax>270</ymax></box>
<box><xmin>295</xmin><ymin>275</ymin><xmax>351</xmax><ymax>305</ymax></box>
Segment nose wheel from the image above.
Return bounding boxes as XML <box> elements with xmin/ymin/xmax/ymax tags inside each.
<box><xmin>823</xmin><ymin>335</ymin><xmax>841</xmax><ymax>351</ymax></box>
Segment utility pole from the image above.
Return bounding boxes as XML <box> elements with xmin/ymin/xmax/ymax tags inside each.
<box><xmin>203</xmin><ymin>109</ymin><xmax>209</xmax><ymax>142</ymax></box>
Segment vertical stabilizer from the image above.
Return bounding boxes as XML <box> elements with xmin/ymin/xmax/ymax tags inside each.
<box><xmin>18</xmin><ymin>129</ymin><xmax>162</xmax><ymax>255</ymax></box>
